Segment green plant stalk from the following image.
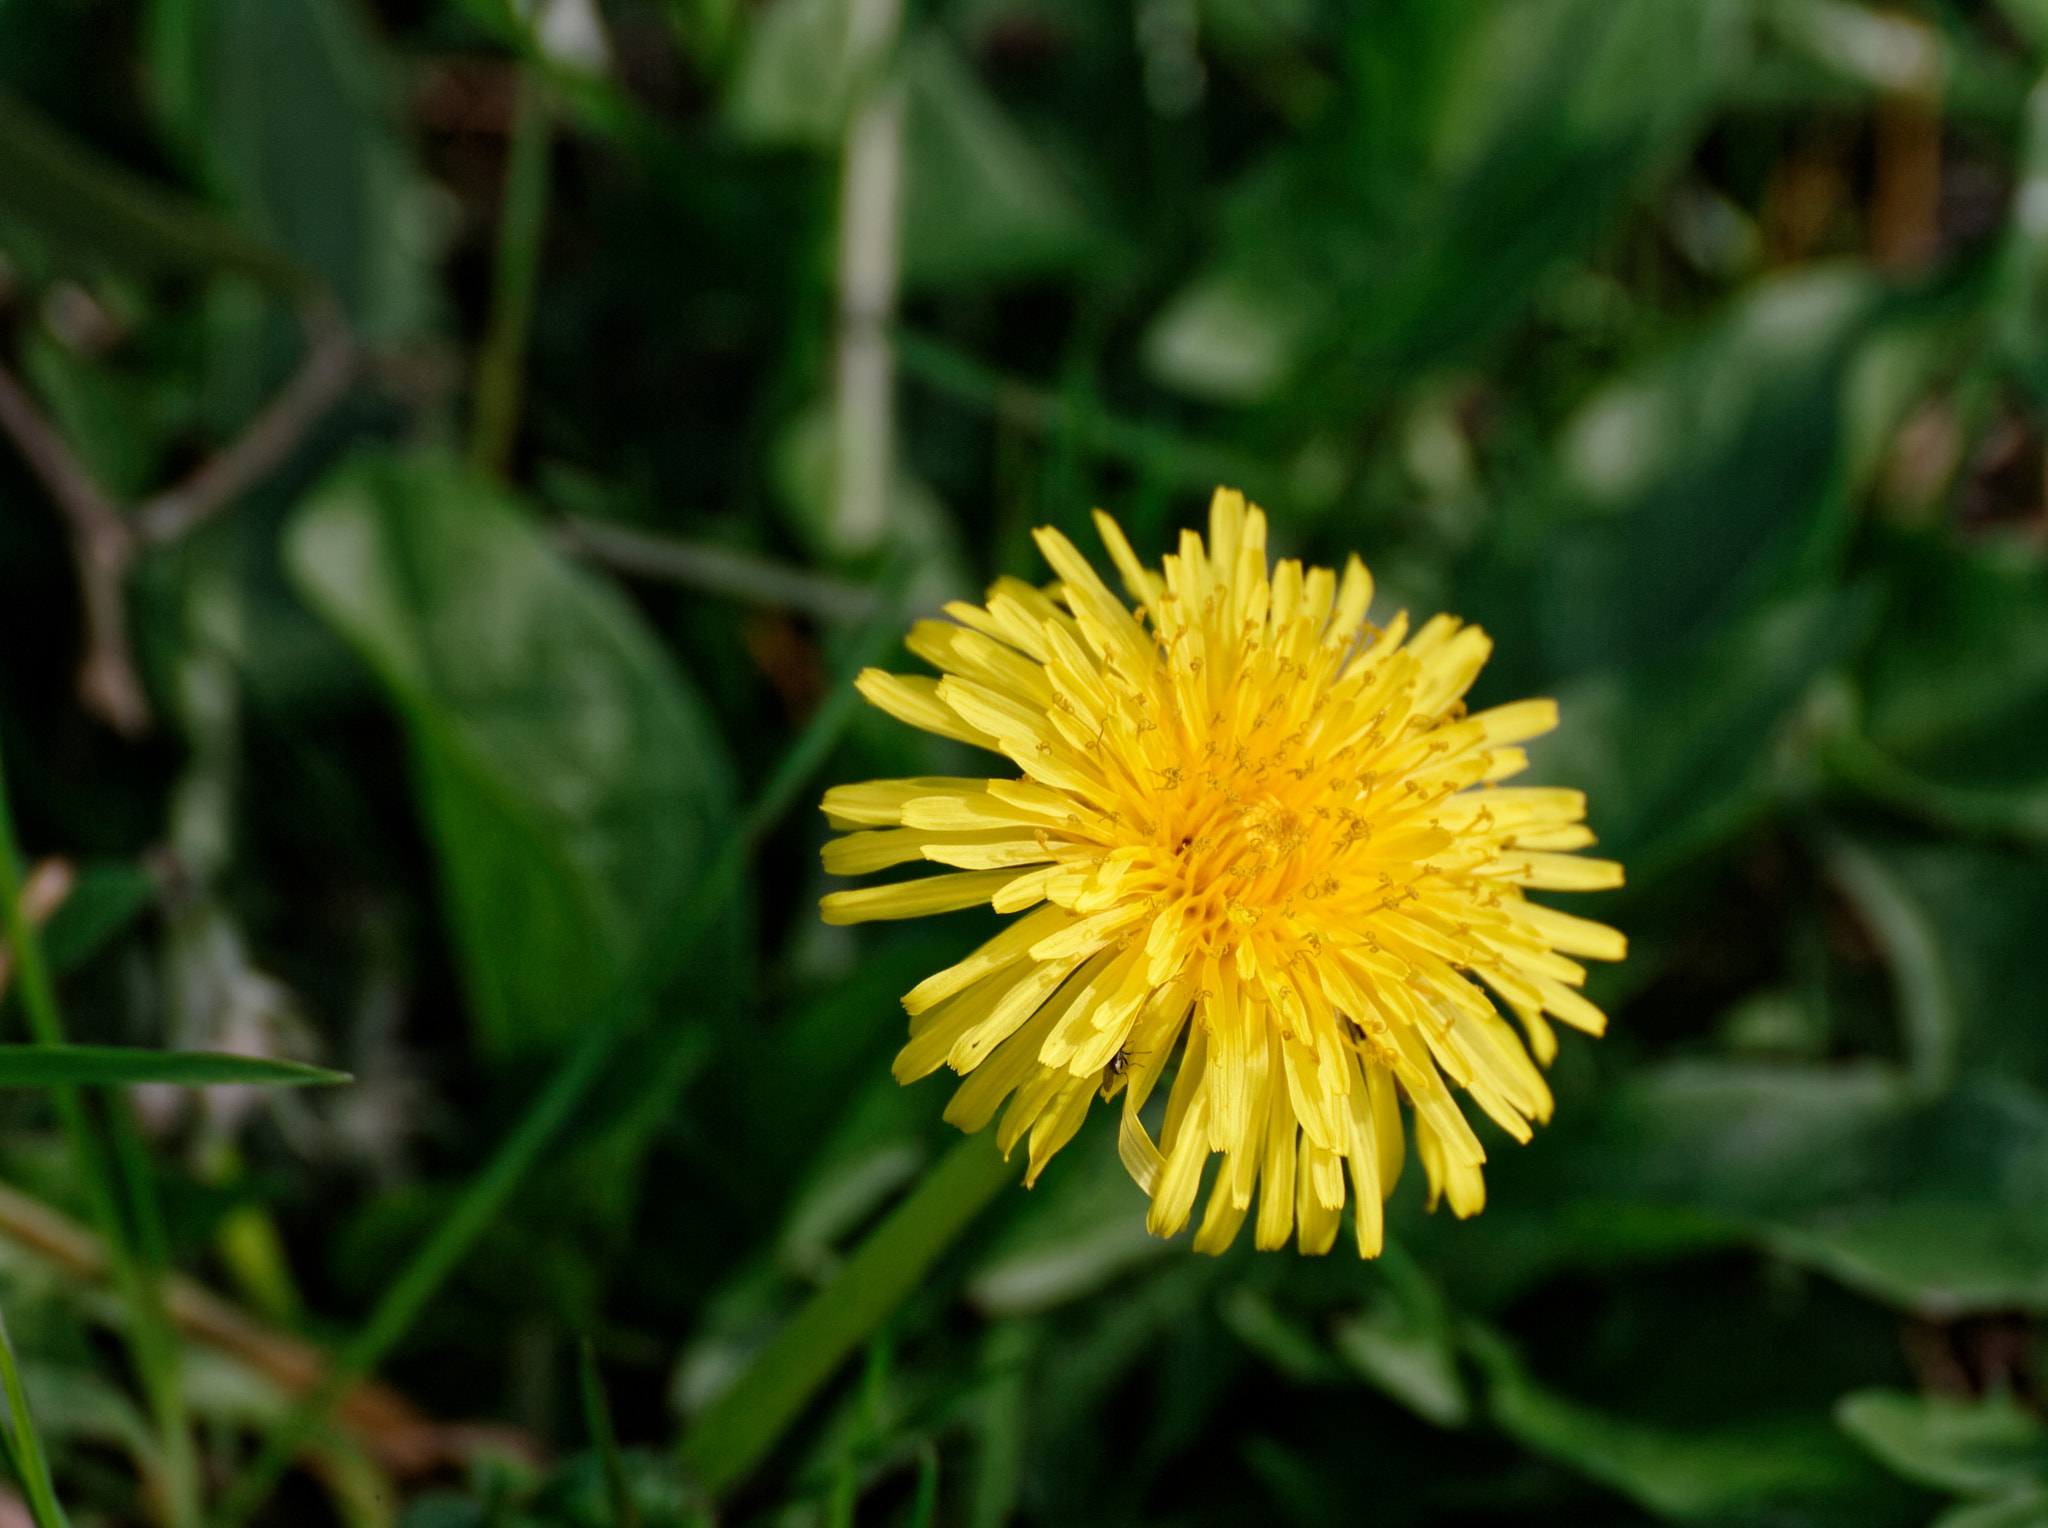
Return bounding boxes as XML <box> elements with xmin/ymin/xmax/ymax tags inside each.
<box><xmin>0</xmin><ymin>1300</ymin><xmax>65</xmax><ymax>1528</ymax></box>
<box><xmin>0</xmin><ymin>741</ymin><xmax>199</xmax><ymax>1528</ymax></box>
<box><xmin>893</xmin><ymin>328</ymin><xmax>1272</xmax><ymax>497</ymax></box>
<box><xmin>578</xmin><ymin>1338</ymin><xmax>639</xmax><ymax>1528</ymax></box>
<box><xmin>826</xmin><ymin>1335</ymin><xmax>891</xmax><ymax>1528</ymax></box>
<box><xmin>211</xmin><ymin>590</ymin><xmax>903</xmax><ymax>1528</ymax></box>
<box><xmin>907</xmin><ymin>1442</ymin><xmax>939</xmax><ymax>1528</ymax></box>
<box><xmin>469</xmin><ymin>65</ymin><xmax>553</xmax><ymax>480</ymax></box>
<box><xmin>682</xmin><ymin>1130</ymin><xmax>1021</xmax><ymax>1497</ymax></box>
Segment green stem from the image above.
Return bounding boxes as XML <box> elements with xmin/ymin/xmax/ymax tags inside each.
<box><xmin>469</xmin><ymin>65</ymin><xmax>553</xmax><ymax>480</ymax></box>
<box><xmin>0</xmin><ymin>739</ymin><xmax>197</xmax><ymax>1528</ymax></box>
<box><xmin>0</xmin><ymin>1300</ymin><xmax>64</xmax><ymax>1528</ymax></box>
<box><xmin>826</xmin><ymin>1335</ymin><xmax>890</xmax><ymax>1528</ymax></box>
<box><xmin>892</xmin><ymin>328</ymin><xmax>1273</xmax><ymax>497</ymax></box>
<box><xmin>577</xmin><ymin>1338</ymin><xmax>638</xmax><ymax>1528</ymax></box>
<box><xmin>681</xmin><ymin>1131</ymin><xmax>1020</xmax><ymax>1498</ymax></box>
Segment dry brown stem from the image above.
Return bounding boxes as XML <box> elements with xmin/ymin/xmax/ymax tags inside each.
<box><xmin>0</xmin><ymin>301</ymin><xmax>358</xmax><ymax>736</ymax></box>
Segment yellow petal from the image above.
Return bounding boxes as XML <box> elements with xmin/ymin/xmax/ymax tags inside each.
<box><xmin>821</xmin><ymin>869</ymin><xmax>1023</xmax><ymax>925</ymax></box>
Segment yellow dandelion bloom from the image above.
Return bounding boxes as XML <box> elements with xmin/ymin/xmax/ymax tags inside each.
<box><xmin>819</xmin><ymin>489</ymin><xmax>1625</xmax><ymax>1257</ymax></box>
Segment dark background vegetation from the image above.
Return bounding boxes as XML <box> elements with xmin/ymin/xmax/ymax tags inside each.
<box><xmin>2</xmin><ymin>0</ymin><xmax>2048</xmax><ymax>1524</ymax></box>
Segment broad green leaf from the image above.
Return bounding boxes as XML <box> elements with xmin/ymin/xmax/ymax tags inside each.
<box><xmin>1838</xmin><ymin>1390</ymin><xmax>2048</xmax><ymax>1498</ymax></box>
<box><xmin>1526</xmin><ymin>267</ymin><xmax>1884</xmax><ymax>680</ymax></box>
<box><xmin>1450</xmin><ymin>1060</ymin><xmax>2048</xmax><ymax>1318</ymax></box>
<box><xmin>898</xmin><ymin>33</ymin><xmax>1094</xmax><ymax>290</ymax></box>
<box><xmin>1143</xmin><ymin>267</ymin><xmax>1320</xmax><ymax>407</ymax></box>
<box><xmin>0</xmin><ymin>88</ymin><xmax>308</xmax><ymax>291</ymax></box>
<box><xmin>1761</xmin><ymin>1080</ymin><xmax>2048</xmax><ymax>1318</ymax></box>
<box><xmin>1824</xmin><ymin>836</ymin><xmax>2048</xmax><ymax>1089</ymax></box>
<box><xmin>724</xmin><ymin>0</ymin><xmax>869</xmax><ymax>147</ymax></box>
<box><xmin>1145</xmin><ymin>0</ymin><xmax>1749</xmax><ymax>402</ymax></box>
<box><xmin>41</xmin><ymin>861</ymin><xmax>156</xmax><ymax>975</ymax></box>
<box><xmin>1847</xmin><ymin>531</ymin><xmax>2048</xmax><ymax>841</ymax></box>
<box><xmin>0</xmin><ymin>1046</ymin><xmax>346</xmax><ymax>1087</ymax></box>
<box><xmin>1527</xmin><ymin>587</ymin><xmax>1873</xmax><ymax>880</ymax></box>
<box><xmin>1467</xmin><ymin>1322</ymin><xmax>1913</xmax><ymax>1524</ymax></box>
<box><xmin>284</xmin><ymin>452</ymin><xmax>734</xmax><ymax>1058</ymax></box>
<box><xmin>145</xmin><ymin>0</ymin><xmax>438</xmax><ymax>335</ymax></box>
<box><xmin>1939</xmin><ymin>1494</ymin><xmax>2048</xmax><ymax>1528</ymax></box>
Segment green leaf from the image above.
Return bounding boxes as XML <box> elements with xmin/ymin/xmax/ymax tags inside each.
<box><xmin>1823</xmin><ymin>835</ymin><xmax>2048</xmax><ymax>1091</ymax></box>
<box><xmin>0</xmin><ymin>87</ymin><xmax>309</xmax><ymax>291</ymax></box>
<box><xmin>898</xmin><ymin>32</ymin><xmax>1095</xmax><ymax>290</ymax></box>
<box><xmin>145</xmin><ymin>0</ymin><xmax>439</xmax><ymax>334</ymax></box>
<box><xmin>1456</xmin><ymin>1060</ymin><xmax>2048</xmax><ymax>1319</ymax></box>
<box><xmin>1466</xmin><ymin>1322</ymin><xmax>1911</xmax><ymax>1523</ymax></box>
<box><xmin>1845</xmin><ymin>530</ymin><xmax>2048</xmax><ymax>842</ymax></box>
<box><xmin>1145</xmin><ymin>0</ymin><xmax>1749</xmax><ymax>402</ymax></box>
<box><xmin>284</xmin><ymin>451</ymin><xmax>735</xmax><ymax>1058</ymax></box>
<box><xmin>1530</xmin><ymin>267</ymin><xmax>1884</xmax><ymax>678</ymax></box>
<box><xmin>1761</xmin><ymin>1080</ymin><xmax>2048</xmax><ymax>1319</ymax></box>
<box><xmin>0</xmin><ymin>1046</ymin><xmax>347</xmax><ymax>1088</ymax></box>
<box><xmin>1330</xmin><ymin>1247</ymin><xmax>1469</xmax><ymax>1427</ymax></box>
<box><xmin>1939</xmin><ymin>1493</ymin><xmax>2048</xmax><ymax>1528</ymax></box>
<box><xmin>965</xmin><ymin>1123</ymin><xmax>1166</xmax><ymax>1317</ymax></box>
<box><xmin>724</xmin><ymin>0</ymin><xmax>869</xmax><ymax>148</ymax></box>
<box><xmin>1837</xmin><ymin>1390</ymin><xmax>2048</xmax><ymax>1499</ymax></box>
<box><xmin>41</xmin><ymin>861</ymin><xmax>156</xmax><ymax>976</ymax></box>
<box><xmin>1527</xmin><ymin>586</ymin><xmax>1874</xmax><ymax>880</ymax></box>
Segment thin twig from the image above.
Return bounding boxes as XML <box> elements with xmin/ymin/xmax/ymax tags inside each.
<box><xmin>0</xmin><ymin>858</ymin><xmax>75</xmax><ymax>1001</ymax></box>
<box><xmin>0</xmin><ymin>359</ymin><xmax>147</xmax><ymax>735</ymax></box>
<box><xmin>0</xmin><ymin>296</ymin><xmax>358</xmax><ymax>736</ymax></box>
<box><xmin>554</xmin><ymin>517</ymin><xmax>879</xmax><ymax>623</ymax></box>
<box><xmin>0</xmin><ymin>1177</ymin><xmax>534</xmax><ymax>1477</ymax></box>
<box><xmin>136</xmin><ymin>304</ymin><xmax>357</xmax><ymax>546</ymax></box>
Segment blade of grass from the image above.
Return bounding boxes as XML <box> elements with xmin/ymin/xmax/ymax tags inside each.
<box><xmin>893</xmin><ymin>328</ymin><xmax>1274</xmax><ymax>499</ymax></box>
<box><xmin>578</xmin><ymin>1338</ymin><xmax>638</xmax><ymax>1528</ymax></box>
<box><xmin>212</xmin><ymin>582</ymin><xmax>908</xmax><ymax>1528</ymax></box>
<box><xmin>826</xmin><ymin>1334</ymin><xmax>892</xmax><ymax>1528</ymax></box>
<box><xmin>0</xmin><ymin>1047</ymin><xmax>349</xmax><ymax>1089</ymax></box>
<box><xmin>469</xmin><ymin>65</ymin><xmax>553</xmax><ymax>480</ymax></box>
<box><xmin>0</xmin><ymin>737</ymin><xmax>200</xmax><ymax>1528</ymax></box>
<box><xmin>908</xmin><ymin>1442</ymin><xmax>939</xmax><ymax>1528</ymax></box>
<box><xmin>681</xmin><ymin>1130</ymin><xmax>1021</xmax><ymax>1497</ymax></box>
<box><xmin>0</xmin><ymin>1301</ymin><xmax>65</xmax><ymax>1528</ymax></box>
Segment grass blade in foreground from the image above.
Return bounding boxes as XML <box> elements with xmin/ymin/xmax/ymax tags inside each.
<box><xmin>0</xmin><ymin>1048</ymin><xmax>350</xmax><ymax>1089</ymax></box>
<box><xmin>0</xmin><ymin>738</ymin><xmax>200</xmax><ymax>1528</ymax></box>
<box><xmin>682</xmin><ymin>1131</ymin><xmax>1021</xmax><ymax>1497</ymax></box>
<box><xmin>0</xmin><ymin>1301</ymin><xmax>65</xmax><ymax>1528</ymax></box>
<box><xmin>579</xmin><ymin>1337</ymin><xmax>639</xmax><ymax>1528</ymax></box>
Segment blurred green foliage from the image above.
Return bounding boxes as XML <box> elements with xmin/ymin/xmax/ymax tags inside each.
<box><xmin>1</xmin><ymin>0</ymin><xmax>2048</xmax><ymax>1524</ymax></box>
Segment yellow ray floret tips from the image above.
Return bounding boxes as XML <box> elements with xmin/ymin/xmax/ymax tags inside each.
<box><xmin>818</xmin><ymin>489</ymin><xmax>1625</xmax><ymax>1257</ymax></box>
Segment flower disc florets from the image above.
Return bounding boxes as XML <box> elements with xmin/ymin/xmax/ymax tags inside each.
<box><xmin>820</xmin><ymin>490</ymin><xmax>1625</xmax><ymax>1257</ymax></box>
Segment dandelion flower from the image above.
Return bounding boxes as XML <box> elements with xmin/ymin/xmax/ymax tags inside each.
<box><xmin>819</xmin><ymin>490</ymin><xmax>1625</xmax><ymax>1257</ymax></box>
